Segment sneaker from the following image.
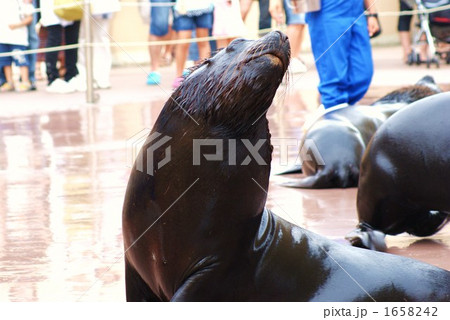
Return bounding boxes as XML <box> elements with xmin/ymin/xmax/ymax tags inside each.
<box><xmin>94</xmin><ymin>80</ymin><xmax>111</xmax><ymax>89</ymax></box>
<box><xmin>172</xmin><ymin>76</ymin><xmax>183</xmax><ymax>89</ymax></box>
<box><xmin>68</xmin><ymin>75</ymin><xmax>87</xmax><ymax>92</ymax></box>
<box><xmin>146</xmin><ymin>71</ymin><xmax>161</xmax><ymax>85</ymax></box>
<box><xmin>16</xmin><ymin>82</ymin><xmax>32</xmax><ymax>92</ymax></box>
<box><xmin>290</xmin><ymin>57</ymin><xmax>307</xmax><ymax>74</ymax></box>
<box><xmin>0</xmin><ymin>82</ymin><xmax>15</xmax><ymax>92</ymax></box>
<box><xmin>30</xmin><ymin>82</ymin><xmax>37</xmax><ymax>91</ymax></box>
<box><xmin>46</xmin><ymin>79</ymin><xmax>75</xmax><ymax>94</ymax></box>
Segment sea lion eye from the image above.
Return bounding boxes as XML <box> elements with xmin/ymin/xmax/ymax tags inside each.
<box><xmin>225</xmin><ymin>46</ymin><xmax>235</xmax><ymax>53</ymax></box>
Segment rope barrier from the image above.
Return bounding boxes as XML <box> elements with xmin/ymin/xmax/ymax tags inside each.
<box><xmin>0</xmin><ymin>26</ymin><xmax>276</xmax><ymax>58</ymax></box>
<box><xmin>28</xmin><ymin>1</ymin><xmax>177</xmax><ymax>14</ymax></box>
<box><xmin>27</xmin><ymin>1</ymin><xmax>450</xmax><ymax>19</ymax></box>
<box><xmin>369</xmin><ymin>3</ymin><xmax>450</xmax><ymax>17</ymax></box>
<box><xmin>1</xmin><ymin>2</ymin><xmax>449</xmax><ymax>58</ymax></box>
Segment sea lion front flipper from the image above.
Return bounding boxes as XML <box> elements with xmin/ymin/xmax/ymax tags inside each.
<box><xmin>278</xmin><ymin>174</ymin><xmax>333</xmax><ymax>189</ymax></box>
<box><xmin>274</xmin><ymin>164</ymin><xmax>303</xmax><ymax>175</ymax></box>
<box><xmin>345</xmin><ymin>224</ymin><xmax>387</xmax><ymax>252</ymax></box>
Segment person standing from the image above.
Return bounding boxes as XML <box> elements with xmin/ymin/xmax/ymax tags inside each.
<box><xmin>26</xmin><ymin>0</ymin><xmax>39</xmax><ymax>90</ymax></box>
<box><xmin>240</xmin><ymin>0</ymin><xmax>272</xmax><ymax>35</ymax></box>
<box><xmin>269</xmin><ymin>0</ymin><xmax>307</xmax><ymax>73</ymax></box>
<box><xmin>172</xmin><ymin>0</ymin><xmax>214</xmax><ymax>89</ymax></box>
<box><xmin>77</xmin><ymin>0</ymin><xmax>120</xmax><ymax>89</ymax></box>
<box><xmin>213</xmin><ymin>0</ymin><xmax>247</xmax><ymax>49</ymax></box>
<box><xmin>0</xmin><ymin>0</ymin><xmax>34</xmax><ymax>92</ymax></box>
<box><xmin>40</xmin><ymin>0</ymin><xmax>82</xmax><ymax>93</ymax></box>
<box><xmin>146</xmin><ymin>0</ymin><xmax>173</xmax><ymax>85</ymax></box>
<box><xmin>398</xmin><ymin>0</ymin><xmax>414</xmax><ymax>62</ymax></box>
<box><xmin>295</xmin><ymin>0</ymin><xmax>379</xmax><ymax>109</ymax></box>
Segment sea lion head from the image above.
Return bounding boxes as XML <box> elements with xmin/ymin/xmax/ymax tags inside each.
<box><xmin>170</xmin><ymin>31</ymin><xmax>290</xmax><ymax>133</ymax></box>
<box><xmin>372</xmin><ymin>75</ymin><xmax>442</xmax><ymax>106</ymax></box>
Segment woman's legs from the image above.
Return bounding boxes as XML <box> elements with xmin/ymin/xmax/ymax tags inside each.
<box><xmin>45</xmin><ymin>24</ymin><xmax>63</xmax><ymax>84</ymax></box>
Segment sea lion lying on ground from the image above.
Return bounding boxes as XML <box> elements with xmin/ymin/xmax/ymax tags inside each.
<box><xmin>122</xmin><ymin>32</ymin><xmax>450</xmax><ymax>301</ymax></box>
<box><xmin>347</xmin><ymin>92</ymin><xmax>450</xmax><ymax>251</ymax></box>
<box><xmin>279</xmin><ymin>76</ymin><xmax>441</xmax><ymax>188</ymax></box>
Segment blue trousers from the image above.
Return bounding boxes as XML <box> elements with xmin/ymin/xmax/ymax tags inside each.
<box><xmin>27</xmin><ymin>0</ymin><xmax>39</xmax><ymax>83</ymax></box>
<box><xmin>306</xmin><ymin>0</ymin><xmax>373</xmax><ymax>109</ymax></box>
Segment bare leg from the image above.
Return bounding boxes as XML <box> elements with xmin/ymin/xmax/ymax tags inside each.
<box><xmin>19</xmin><ymin>66</ymin><xmax>30</xmax><ymax>84</ymax></box>
<box><xmin>399</xmin><ymin>31</ymin><xmax>411</xmax><ymax>62</ymax></box>
<box><xmin>286</xmin><ymin>24</ymin><xmax>306</xmax><ymax>73</ymax></box>
<box><xmin>419</xmin><ymin>34</ymin><xmax>428</xmax><ymax>62</ymax></box>
<box><xmin>3</xmin><ymin>65</ymin><xmax>14</xmax><ymax>84</ymax></box>
<box><xmin>175</xmin><ymin>30</ymin><xmax>192</xmax><ymax>77</ymax></box>
<box><xmin>149</xmin><ymin>34</ymin><xmax>163</xmax><ymax>72</ymax></box>
<box><xmin>216</xmin><ymin>38</ymin><xmax>234</xmax><ymax>50</ymax></box>
<box><xmin>195</xmin><ymin>28</ymin><xmax>211</xmax><ymax>61</ymax></box>
<box><xmin>240</xmin><ymin>0</ymin><xmax>253</xmax><ymax>21</ymax></box>
<box><xmin>286</xmin><ymin>24</ymin><xmax>305</xmax><ymax>59</ymax></box>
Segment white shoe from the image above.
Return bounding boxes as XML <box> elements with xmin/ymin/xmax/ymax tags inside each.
<box><xmin>94</xmin><ymin>80</ymin><xmax>111</xmax><ymax>89</ymax></box>
<box><xmin>68</xmin><ymin>75</ymin><xmax>87</xmax><ymax>92</ymax></box>
<box><xmin>46</xmin><ymin>79</ymin><xmax>75</xmax><ymax>94</ymax></box>
<box><xmin>290</xmin><ymin>57</ymin><xmax>307</xmax><ymax>74</ymax></box>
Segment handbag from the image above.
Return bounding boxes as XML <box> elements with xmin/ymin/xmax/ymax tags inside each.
<box><xmin>53</xmin><ymin>0</ymin><xmax>83</xmax><ymax>21</ymax></box>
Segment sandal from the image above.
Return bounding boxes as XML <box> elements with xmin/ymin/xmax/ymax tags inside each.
<box><xmin>0</xmin><ymin>82</ymin><xmax>15</xmax><ymax>92</ymax></box>
<box><xmin>172</xmin><ymin>76</ymin><xmax>183</xmax><ymax>89</ymax></box>
<box><xmin>16</xmin><ymin>82</ymin><xmax>32</xmax><ymax>92</ymax></box>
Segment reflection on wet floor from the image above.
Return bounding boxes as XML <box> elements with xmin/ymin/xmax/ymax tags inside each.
<box><xmin>0</xmin><ymin>86</ymin><xmax>449</xmax><ymax>301</ymax></box>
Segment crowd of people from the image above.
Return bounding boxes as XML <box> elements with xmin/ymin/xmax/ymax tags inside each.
<box><xmin>146</xmin><ymin>0</ymin><xmax>309</xmax><ymax>88</ymax></box>
<box><xmin>0</xmin><ymin>0</ymin><xmax>311</xmax><ymax>94</ymax></box>
<box><xmin>0</xmin><ymin>0</ymin><xmax>119</xmax><ymax>94</ymax></box>
<box><xmin>2</xmin><ymin>0</ymin><xmax>422</xmax><ymax>102</ymax></box>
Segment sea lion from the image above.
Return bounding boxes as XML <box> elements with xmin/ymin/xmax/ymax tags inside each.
<box><xmin>279</xmin><ymin>76</ymin><xmax>441</xmax><ymax>189</ymax></box>
<box><xmin>122</xmin><ymin>32</ymin><xmax>450</xmax><ymax>301</ymax></box>
<box><xmin>347</xmin><ymin>92</ymin><xmax>450</xmax><ymax>251</ymax></box>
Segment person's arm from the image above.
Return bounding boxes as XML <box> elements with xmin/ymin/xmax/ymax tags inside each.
<box><xmin>9</xmin><ymin>1</ymin><xmax>34</xmax><ymax>30</ymax></box>
<box><xmin>9</xmin><ymin>15</ymin><xmax>32</xmax><ymax>30</ymax></box>
<box><xmin>240</xmin><ymin>0</ymin><xmax>253</xmax><ymax>20</ymax></box>
<box><xmin>364</xmin><ymin>0</ymin><xmax>380</xmax><ymax>37</ymax></box>
<box><xmin>269</xmin><ymin>0</ymin><xmax>284</xmax><ymax>24</ymax></box>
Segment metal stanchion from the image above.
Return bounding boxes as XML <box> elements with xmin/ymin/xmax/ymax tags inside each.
<box><xmin>83</xmin><ymin>1</ymin><xmax>97</xmax><ymax>103</ymax></box>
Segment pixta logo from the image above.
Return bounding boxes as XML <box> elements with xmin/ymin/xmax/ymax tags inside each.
<box><xmin>127</xmin><ymin>130</ymin><xmax>325</xmax><ymax>176</ymax></box>
<box><xmin>126</xmin><ymin>129</ymin><xmax>172</xmax><ymax>175</ymax></box>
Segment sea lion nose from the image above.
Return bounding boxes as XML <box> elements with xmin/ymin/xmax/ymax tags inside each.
<box><xmin>273</xmin><ymin>30</ymin><xmax>288</xmax><ymax>43</ymax></box>
<box><xmin>263</xmin><ymin>30</ymin><xmax>288</xmax><ymax>44</ymax></box>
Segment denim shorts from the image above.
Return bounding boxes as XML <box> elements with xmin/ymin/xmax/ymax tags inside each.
<box><xmin>173</xmin><ymin>12</ymin><xmax>213</xmax><ymax>31</ymax></box>
<box><xmin>284</xmin><ymin>0</ymin><xmax>306</xmax><ymax>25</ymax></box>
<box><xmin>149</xmin><ymin>0</ymin><xmax>171</xmax><ymax>36</ymax></box>
<box><xmin>0</xmin><ymin>44</ymin><xmax>29</xmax><ymax>67</ymax></box>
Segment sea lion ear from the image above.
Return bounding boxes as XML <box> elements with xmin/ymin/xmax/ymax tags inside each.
<box><xmin>210</xmin><ymin>48</ymin><xmax>223</xmax><ymax>58</ymax></box>
<box><xmin>187</xmin><ymin>60</ymin><xmax>210</xmax><ymax>77</ymax></box>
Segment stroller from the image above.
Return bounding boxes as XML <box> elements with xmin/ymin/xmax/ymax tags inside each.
<box><xmin>404</xmin><ymin>0</ymin><xmax>450</xmax><ymax>67</ymax></box>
